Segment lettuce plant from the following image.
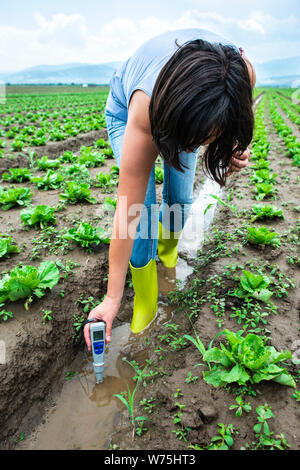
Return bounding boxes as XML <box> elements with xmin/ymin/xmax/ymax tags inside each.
<box><xmin>250</xmin><ymin>205</ymin><xmax>284</xmax><ymax>223</ymax></box>
<box><xmin>59</xmin><ymin>182</ymin><xmax>96</xmax><ymax>204</ymax></box>
<box><xmin>254</xmin><ymin>183</ymin><xmax>276</xmax><ymax>201</ymax></box>
<box><xmin>231</xmin><ymin>270</ymin><xmax>273</xmax><ymax>303</ymax></box>
<box><xmin>11</xmin><ymin>140</ymin><xmax>25</xmax><ymax>152</ymax></box>
<box><xmin>251</xmin><ymin>159</ymin><xmax>270</xmax><ymax>170</ymax></box>
<box><xmin>110</xmin><ymin>165</ymin><xmax>119</xmax><ymax>176</ymax></box>
<box><xmin>186</xmin><ymin>330</ymin><xmax>296</xmax><ymax>389</ymax></box>
<box><xmin>0</xmin><ymin>261</ymin><xmax>60</xmax><ymax>310</ymax></box>
<box><xmin>59</xmin><ymin>150</ymin><xmax>78</xmax><ymax>163</ymax></box>
<box><xmin>2</xmin><ymin>168</ymin><xmax>32</xmax><ymax>183</ymax></box>
<box><xmin>155</xmin><ymin>167</ymin><xmax>164</xmax><ymax>184</ymax></box>
<box><xmin>95</xmin><ymin>172</ymin><xmax>117</xmax><ymax>191</ymax></box>
<box><xmin>63</xmin><ymin>222</ymin><xmax>110</xmax><ymax>251</ymax></box>
<box><xmin>247</xmin><ymin>226</ymin><xmax>280</xmax><ymax>247</ymax></box>
<box><xmin>104</xmin><ymin>197</ymin><xmax>117</xmax><ymax>212</ymax></box>
<box><xmin>20</xmin><ymin>205</ymin><xmax>57</xmax><ymax>229</ymax></box>
<box><xmin>36</xmin><ymin>156</ymin><xmax>61</xmax><ymax>171</ymax></box>
<box><xmin>102</xmin><ymin>148</ymin><xmax>114</xmax><ymax>157</ymax></box>
<box><xmin>0</xmin><ymin>233</ymin><xmax>19</xmax><ymax>259</ymax></box>
<box><xmin>0</xmin><ymin>187</ymin><xmax>33</xmax><ymax>210</ymax></box>
<box><xmin>61</xmin><ymin>164</ymin><xmax>91</xmax><ymax>185</ymax></box>
<box><xmin>30</xmin><ymin>136</ymin><xmax>47</xmax><ymax>146</ymax></box>
<box><xmin>251</xmin><ymin>170</ymin><xmax>277</xmax><ymax>185</ymax></box>
<box><xmin>78</xmin><ymin>146</ymin><xmax>106</xmax><ymax>167</ymax></box>
<box><xmin>94</xmin><ymin>138</ymin><xmax>110</xmax><ymax>149</ymax></box>
<box><xmin>30</xmin><ymin>170</ymin><xmax>64</xmax><ymax>190</ymax></box>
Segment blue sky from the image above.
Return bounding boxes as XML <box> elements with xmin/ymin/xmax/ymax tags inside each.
<box><xmin>0</xmin><ymin>0</ymin><xmax>299</xmax><ymax>71</ymax></box>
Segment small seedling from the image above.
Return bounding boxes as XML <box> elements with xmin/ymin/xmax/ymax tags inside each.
<box><xmin>185</xmin><ymin>371</ymin><xmax>199</xmax><ymax>384</ymax></box>
<box><xmin>42</xmin><ymin>309</ymin><xmax>53</xmax><ymax>324</ymax></box>
<box><xmin>229</xmin><ymin>396</ymin><xmax>252</xmax><ymax>417</ymax></box>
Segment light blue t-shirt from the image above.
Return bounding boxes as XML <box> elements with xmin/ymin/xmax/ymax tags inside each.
<box><xmin>105</xmin><ymin>28</ymin><xmax>238</xmax><ymax>121</ymax></box>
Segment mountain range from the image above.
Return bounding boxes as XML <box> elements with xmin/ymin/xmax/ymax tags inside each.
<box><xmin>0</xmin><ymin>57</ymin><xmax>299</xmax><ymax>87</ymax></box>
<box><xmin>0</xmin><ymin>62</ymin><xmax>122</xmax><ymax>85</ymax></box>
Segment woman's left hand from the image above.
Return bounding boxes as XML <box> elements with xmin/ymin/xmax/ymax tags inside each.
<box><xmin>225</xmin><ymin>148</ymin><xmax>250</xmax><ymax>177</ymax></box>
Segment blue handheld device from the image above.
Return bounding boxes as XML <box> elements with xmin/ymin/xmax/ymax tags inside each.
<box><xmin>90</xmin><ymin>321</ymin><xmax>106</xmax><ymax>384</ymax></box>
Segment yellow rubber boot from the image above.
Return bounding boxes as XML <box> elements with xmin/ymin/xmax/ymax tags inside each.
<box><xmin>157</xmin><ymin>221</ymin><xmax>181</xmax><ymax>268</ymax></box>
<box><xmin>129</xmin><ymin>259</ymin><xmax>158</xmax><ymax>334</ymax></box>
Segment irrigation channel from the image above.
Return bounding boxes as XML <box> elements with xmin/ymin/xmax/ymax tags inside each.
<box><xmin>17</xmin><ymin>177</ymin><xmax>222</xmax><ymax>450</ymax></box>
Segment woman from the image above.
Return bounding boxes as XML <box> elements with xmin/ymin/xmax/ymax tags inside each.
<box><xmin>84</xmin><ymin>28</ymin><xmax>256</xmax><ymax>349</ymax></box>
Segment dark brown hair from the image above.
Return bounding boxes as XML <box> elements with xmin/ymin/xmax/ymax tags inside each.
<box><xmin>149</xmin><ymin>39</ymin><xmax>254</xmax><ymax>186</ymax></box>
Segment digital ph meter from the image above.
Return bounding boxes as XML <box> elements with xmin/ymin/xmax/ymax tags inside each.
<box><xmin>90</xmin><ymin>321</ymin><xmax>106</xmax><ymax>384</ymax></box>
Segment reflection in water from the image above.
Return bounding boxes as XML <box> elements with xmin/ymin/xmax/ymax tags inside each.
<box><xmin>18</xmin><ymin>177</ymin><xmax>222</xmax><ymax>450</ymax></box>
<box><xmin>179</xmin><ymin>178</ymin><xmax>222</xmax><ymax>259</ymax></box>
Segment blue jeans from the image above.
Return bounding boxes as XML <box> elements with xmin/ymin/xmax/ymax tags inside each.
<box><xmin>105</xmin><ymin>108</ymin><xmax>198</xmax><ymax>268</ymax></box>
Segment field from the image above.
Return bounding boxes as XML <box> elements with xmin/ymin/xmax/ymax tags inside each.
<box><xmin>0</xmin><ymin>86</ymin><xmax>299</xmax><ymax>450</ymax></box>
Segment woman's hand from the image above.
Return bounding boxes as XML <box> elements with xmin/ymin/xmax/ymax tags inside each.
<box><xmin>83</xmin><ymin>296</ymin><xmax>120</xmax><ymax>350</ymax></box>
<box><xmin>225</xmin><ymin>148</ymin><xmax>250</xmax><ymax>177</ymax></box>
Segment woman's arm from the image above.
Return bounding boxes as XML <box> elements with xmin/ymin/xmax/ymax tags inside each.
<box><xmin>84</xmin><ymin>91</ymin><xmax>158</xmax><ymax>348</ymax></box>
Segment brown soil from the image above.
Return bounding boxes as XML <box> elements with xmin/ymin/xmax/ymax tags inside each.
<box><xmin>0</xmin><ymin>129</ymin><xmax>108</xmax><ymax>174</ymax></box>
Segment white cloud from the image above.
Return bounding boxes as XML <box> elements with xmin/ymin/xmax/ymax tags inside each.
<box><xmin>0</xmin><ymin>9</ymin><xmax>299</xmax><ymax>71</ymax></box>
<box><xmin>34</xmin><ymin>12</ymin><xmax>86</xmax><ymax>47</ymax></box>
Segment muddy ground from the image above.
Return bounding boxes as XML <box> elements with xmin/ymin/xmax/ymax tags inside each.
<box><xmin>0</xmin><ymin>92</ymin><xmax>299</xmax><ymax>450</ymax></box>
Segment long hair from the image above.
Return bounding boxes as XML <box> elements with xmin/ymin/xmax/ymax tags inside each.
<box><xmin>149</xmin><ymin>39</ymin><xmax>254</xmax><ymax>186</ymax></box>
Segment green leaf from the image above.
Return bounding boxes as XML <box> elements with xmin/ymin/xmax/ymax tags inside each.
<box><xmin>254</xmin><ymin>288</ymin><xmax>273</xmax><ymax>303</ymax></box>
<box><xmin>204</xmin><ymin>203</ymin><xmax>213</xmax><ymax>215</ymax></box>
<box><xmin>203</xmin><ymin>366</ymin><xmax>227</xmax><ymax>388</ymax></box>
<box><xmin>273</xmin><ymin>373</ymin><xmax>296</xmax><ymax>388</ymax></box>
<box><xmin>267</xmin><ymin>346</ymin><xmax>292</xmax><ymax>363</ymax></box>
<box><xmin>203</xmin><ymin>347</ymin><xmax>233</xmax><ymax>367</ymax></box>
<box><xmin>253</xmin><ymin>423</ymin><xmax>262</xmax><ymax>434</ymax></box>
<box><xmin>135</xmin><ymin>416</ymin><xmax>150</xmax><ymax>422</ymax></box>
<box><xmin>183</xmin><ymin>334</ymin><xmax>206</xmax><ymax>356</ymax></box>
<box><xmin>241</xmin><ymin>270</ymin><xmax>270</xmax><ymax>292</ymax></box>
<box><xmin>7</xmin><ymin>280</ymin><xmax>32</xmax><ymax>302</ymax></box>
<box><xmin>113</xmin><ymin>394</ymin><xmax>131</xmax><ymax>415</ymax></box>
<box><xmin>21</xmin><ymin>205</ymin><xmax>57</xmax><ymax>229</ymax></box>
<box><xmin>37</xmin><ymin>261</ymin><xmax>60</xmax><ymax>290</ymax></box>
<box><xmin>222</xmin><ymin>364</ymin><xmax>250</xmax><ymax>385</ymax></box>
<box><xmin>224</xmin><ymin>436</ymin><xmax>234</xmax><ymax>447</ymax></box>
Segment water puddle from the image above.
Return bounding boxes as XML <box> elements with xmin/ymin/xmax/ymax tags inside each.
<box><xmin>17</xmin><ymin>176</ymin><xmax>222</xmax><ymax>450</ymax></box>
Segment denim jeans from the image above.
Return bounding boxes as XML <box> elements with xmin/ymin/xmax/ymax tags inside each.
<box><xmin>105</xmin><ymin>107</ymin><xmax>198</xmax><ymax>268</ymax></box>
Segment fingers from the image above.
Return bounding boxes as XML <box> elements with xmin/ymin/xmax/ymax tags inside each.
<box><xmin>231</xmin><ymin>156</ymin><xmax>249</xmax><ymax>169</ymax></box>
<box><xmin>83</xmin><ymin>315</ymin><xmax>113</xmax><ymax>348</ymax></box>
<box><xmin>83</xmin><ymin>324</ymin><xmax>91</xmax><ymax>352</ymax></box>
<box><xmin>106</xmin><ymin>320</ymin><xmax>112</xmax><ymax>344</ymax></box>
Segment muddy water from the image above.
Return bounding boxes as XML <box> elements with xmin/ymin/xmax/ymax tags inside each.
<box><xmin>17</xmin><ymin>178</ymin><xmax>221</xmax><ymax>450</ymax></box>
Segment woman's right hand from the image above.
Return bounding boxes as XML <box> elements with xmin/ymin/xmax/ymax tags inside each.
<box><xmin>83</xmin><ymin>296</ymin><xmax>120</xmax><ymax>350</ymax></box>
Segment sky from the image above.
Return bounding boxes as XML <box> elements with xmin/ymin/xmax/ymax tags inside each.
<box><xmin>0</xmin><ymin>0</ymin><xmax>300</xmax><ymax>72</ymax></box>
